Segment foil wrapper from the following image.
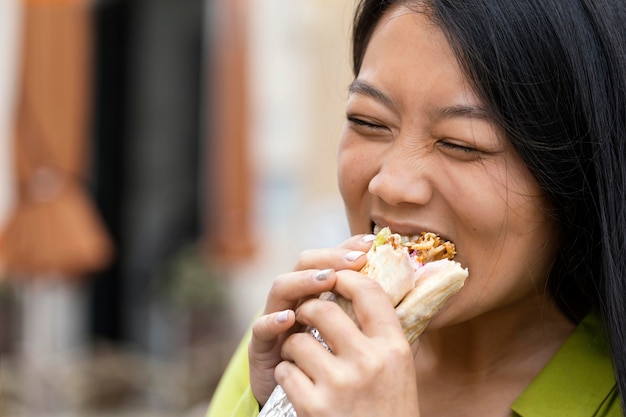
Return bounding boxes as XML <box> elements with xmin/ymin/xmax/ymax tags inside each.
<box><xmin>258</xmin><ymin>327</ymin><xmax>330</xmax><ymax>417</ymax></box>
<box><xmin>257</xmin><ymin>384</ymin><xmax>295</xmax><ymax>417</ymax></box>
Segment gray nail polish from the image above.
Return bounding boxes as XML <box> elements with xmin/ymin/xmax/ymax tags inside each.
<box><xmin>314</xmin><ymin>268</ymin><xmax>333</xmax><ymax>281</ymax></box>
<box><xmin>345</xmin><ymin>250</ymin><xmax>366</xmax><ymax>261</ymax></box>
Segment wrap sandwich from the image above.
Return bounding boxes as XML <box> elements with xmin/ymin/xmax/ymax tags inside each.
<box><xmin>258</xmin><ymin>227</ymin><xmax>469</xmax><ymax>416</ymax></box>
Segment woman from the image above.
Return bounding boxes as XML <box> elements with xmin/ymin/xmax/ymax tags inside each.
<box><xmin>207</xmin><ymin>0</ymin><xmax>626</xmax><ymax>415</ymax></box>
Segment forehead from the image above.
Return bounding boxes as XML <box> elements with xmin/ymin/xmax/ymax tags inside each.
<box><xmin>356</xmin><ymin>5</ymin><xmax>481</xmax><ymax>114</ymax></box>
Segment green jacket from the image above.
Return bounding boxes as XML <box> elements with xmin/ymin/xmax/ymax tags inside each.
<box><xmin>207</xmin><ymin>313</ymin><xmax>622</xmax><ymax>416</ymax></box>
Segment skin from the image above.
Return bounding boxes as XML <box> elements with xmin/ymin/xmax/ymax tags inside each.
<box><xmin>250</xmin><ymin>6</ymin><xmax>575</xmax><ymax>417</ymax></box>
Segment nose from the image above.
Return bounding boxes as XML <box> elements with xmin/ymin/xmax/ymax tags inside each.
<box><xmin>368</xmin><ymin>145</ymin><xmax>433</xmax><ymax>206</ymax></box>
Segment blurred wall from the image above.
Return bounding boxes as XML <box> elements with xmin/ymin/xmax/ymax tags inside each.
<box><xmin>0</xmin><ymin>0</ymin><xmax>21</xmax><ymax>231</ymax></box>
<box><xmin>219</xmin><ymin>0</ymin><xmax>355</xmax><ymax>335</ymax></box>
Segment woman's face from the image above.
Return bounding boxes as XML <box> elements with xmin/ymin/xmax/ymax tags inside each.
<box><xmin>337</xmin><ymin>7</ymin><xmax>559</xmax><ymax>327</ymax></box>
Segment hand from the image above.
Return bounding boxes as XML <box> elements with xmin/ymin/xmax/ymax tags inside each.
<box><xmin>277</xmin><ymin>270</ymin><xmax>420</xmax><ymax>417</ymax></box>
<box><xmin>249</xmin><ymin>234</ymin><xmax>373</xmax><ymax>406</ymax></box>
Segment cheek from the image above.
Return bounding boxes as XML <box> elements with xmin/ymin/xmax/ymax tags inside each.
<box><xmin>337</xmin><ymin>136</ymin><xmax>376</xmax><ymax>203</ymax></box>
<box><xmin>444</xmin><ymin>155</ymin><xmax>543</xmax><ymax>240</ymax></box>
<box><xmin>432</xmin><ymin>162</ymin><xmax>506</xmax><ymax>243</ymax></box>
<box><xmin>451</xmin><ymin>168</ymin><xmax>557</xmax><ymax>311</ymax></box>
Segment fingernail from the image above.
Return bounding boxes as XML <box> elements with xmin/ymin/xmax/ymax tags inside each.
<box><xmin>276</xmin><ymin>310</ymin><xmax>290</xmax><ymax>323</ymax></box>
<box><xmin>345</xmin><ymin>250</ymin><xmax>366</xmax><ymax>261</ymax></box>
<box><xmin>363</xmin><ymin>234</ymin><xmax>376</xmax><ymax>243</ymax></box>
<box><xmin>314</xmin><ymin>268</ymin><xmax>333</xmax><ymax>281</ymax></box>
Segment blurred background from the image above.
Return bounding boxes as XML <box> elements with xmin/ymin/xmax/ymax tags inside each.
<box><xmin>0</xmin><ymin>0</ymin><xmax>355</xmax><ymax>415</ymax></box>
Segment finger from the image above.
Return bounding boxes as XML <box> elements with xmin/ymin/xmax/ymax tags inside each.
<box><xmin>293</xmin><ymin>234</ymin><xmax>374</xmax><ymax>271</ymax></box>
<box><xmin>250</xmin><ymin>310</ymin><xmax>296</xmax><ymax>354</ymax></box>
<box><xmin>333</xmin><ymin>270</ymin><xmax>405</xmax><ymax>341</ymax></box>
<box><xmin>281</xmin><ymin>330</ymin><xmax>336</xmax><ymax>381</ymax></box>
<box><xmin>294</xmin><ymin>297</ymin><xmax>362</xmax><ymax>355</ymax></box>
<box><xmin>274</xmin><ymin>360</ymin><xmax>317</xmax><ymax>410</ymax></box>
<box><xmin>264</xmin><ymin>268</ymin><xmax>337</xmax><ymax>315</ymax></box>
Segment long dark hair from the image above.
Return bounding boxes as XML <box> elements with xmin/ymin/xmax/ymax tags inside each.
<box><xmin>352</xmin><ymin>0</ymin><xmax>626</xmax><ymax>409</ymax></box>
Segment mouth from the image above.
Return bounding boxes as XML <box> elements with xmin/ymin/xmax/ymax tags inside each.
<box><xmin>372</xmin><ymin>220</ymin><xmax>456</xmax><ymax>246</ymax></box>
<box><xmin>372</xmin><ymin>223</ymin><xmax>459</xmax><ymax>263</ymax></box>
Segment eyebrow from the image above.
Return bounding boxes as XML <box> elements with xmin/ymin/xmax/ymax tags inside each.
<box><xmin>436</xmin><ymin>104</ymin><xmax>492</xmax><ymax>121</ymax></box>
<box><xmin>348</xmin><ymin>79</ymin><xmax>398</xmax><ymax>111</ymax></box>
<box><xmin>348</xmin><ymin>79</ymin><xmax>492</xmax><ymax>122</ymax></box>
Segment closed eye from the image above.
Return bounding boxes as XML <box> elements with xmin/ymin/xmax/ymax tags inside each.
<box><xmin>346</xmin><ymin>116</ymin><xmax>387</xmax><ymax>131</ymax></box>
<box><xmin>437</xmin><ymin>140</ymin><xmax>479</xmax><ymax>154</ymax></box>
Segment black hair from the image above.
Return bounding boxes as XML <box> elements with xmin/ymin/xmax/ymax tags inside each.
<box><xmin>352</xmin><ymin>0</ymin><xmax>626</xmax><ymax>410</ymax></box>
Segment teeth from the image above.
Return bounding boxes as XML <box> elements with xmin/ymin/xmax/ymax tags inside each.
<box><xmin>373</xmin><ymin>224</ymin><xmax>381</xmax><ymax>234</ymax></box>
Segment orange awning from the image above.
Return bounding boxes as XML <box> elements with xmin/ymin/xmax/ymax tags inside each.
<box><xmin>0</xmin><ymin>0</ymin><xmax>113</xmax><ymax>279</ymax></box>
